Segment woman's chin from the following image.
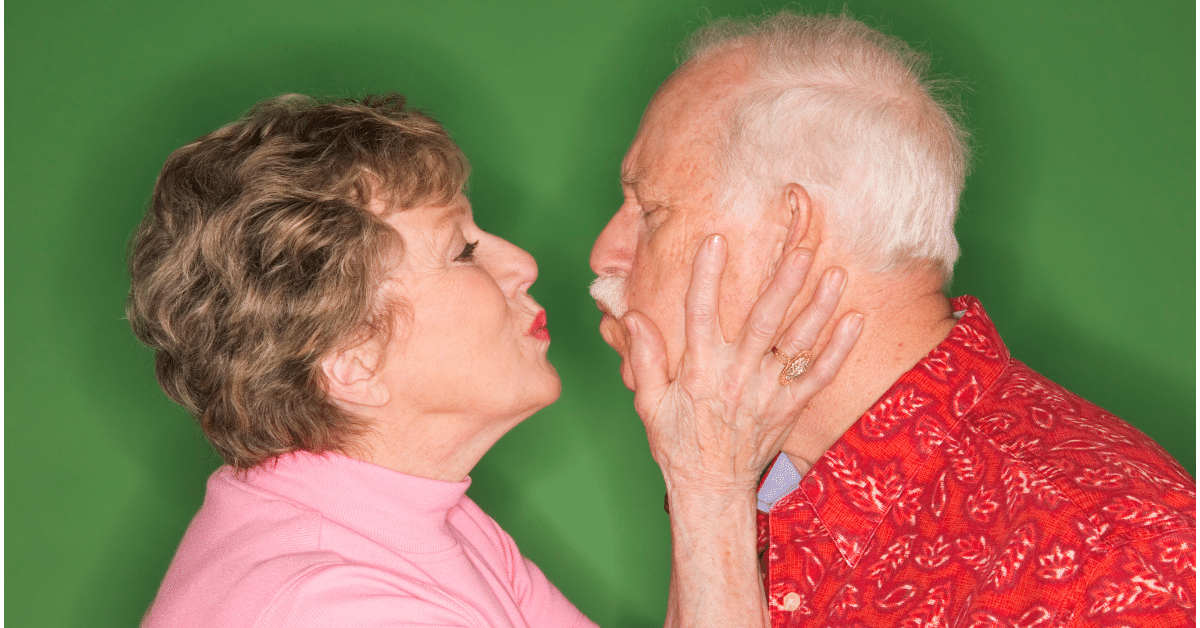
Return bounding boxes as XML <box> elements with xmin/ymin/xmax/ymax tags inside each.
<box><xmin>535</xmin><ymin>370</ymin><xmax>563</xmax><ymax>408</ymax></box>
<box><xmin>511</xmin><ymin>369</ymin><xmax>562</xmax><ymax>419</ymax></box>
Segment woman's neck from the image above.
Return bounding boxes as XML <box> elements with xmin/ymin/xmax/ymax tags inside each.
<box><xmin>348</xmin><ymin>408</ymin><xmax>532</xmax><ymax>481</ymax></box>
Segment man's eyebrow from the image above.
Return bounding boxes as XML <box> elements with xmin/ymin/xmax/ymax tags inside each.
<box><xmin>620</xmin><ymin>170</ymin><xmax>642</xmax><ymax>188</ymax></box>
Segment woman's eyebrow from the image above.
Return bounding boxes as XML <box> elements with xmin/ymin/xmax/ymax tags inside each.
<box><xmin>436</xmin><ymin>201</ymin><xmax>469</xmax><ymax>226</ymax></box>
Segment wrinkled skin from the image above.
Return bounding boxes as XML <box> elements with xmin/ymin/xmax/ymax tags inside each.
<box><xmin>590</xmin><ymin>47</ymin><xmax>865</xmax><ymax>628</ymax></box>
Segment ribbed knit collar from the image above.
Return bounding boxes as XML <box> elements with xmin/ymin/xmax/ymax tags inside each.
<box><xmin>229</xmin><ymin>450</ymin><xmax>472</xmax><ymax>554</ymax></box>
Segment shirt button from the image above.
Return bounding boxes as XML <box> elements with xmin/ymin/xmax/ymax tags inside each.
<box><xmin>782</xmin><ymin>592</ymin><xmax>801</xmax><ymax>611</ymax></box>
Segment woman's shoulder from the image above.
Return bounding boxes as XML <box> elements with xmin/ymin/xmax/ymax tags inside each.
<box><xmin>144</xmin><ymin>471</ymin><xmax>476</xmax><ymax>627</ymax></box>
<box><xmin>145</xmin><ymin>552</ymin><xmax>478</xmax><ymax>628</ymax></box>
<box><xmin>141</xmin><ymin>470</ymin><xmax>333</xmax><ymax>627</ymax></box>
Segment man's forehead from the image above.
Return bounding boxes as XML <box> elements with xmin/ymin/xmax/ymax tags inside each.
<box><xmin>617</xmin><ymin>51</ymin><xmax>758</xmax><ymax>204</ymax></box>
<box><xmin>619</xmin><ymin>158</ymin><xmax>675</xmax><ymax>202</ymax></box>
<box><xmin>621</xmin><ymin>126</ymin><xmax>720</xmax><ymax>197</ymax></box>
<box><xmin>620</xmin><ymin>122</ymin><xmax>691</xmax><ymax>188</ymax></box>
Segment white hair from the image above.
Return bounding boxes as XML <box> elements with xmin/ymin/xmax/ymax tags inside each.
<box><xmin>682</xmin><ymin>11</ymin><xmax>971</xmax><ymax>280</ymax></box>
<box><xmin>589</xmin><ymin>275</ymin><xmax>628</xmax><ymax>318</ymax></box>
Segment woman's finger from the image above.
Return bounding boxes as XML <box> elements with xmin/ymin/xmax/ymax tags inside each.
<box><xmin>732</xmin><ymin>248</ymin><xmax>813</xmax><ymax>368</ymax></box>
<box><xmin>623</xmin><ymin>310</ymin><xmax>672</xmax><ymax>411</ymax></box>
<box><xmin>772</xmin><ymin>266</ymin><xmax>846</xmax><ymax>360</ymax></box>
<box><xmin>786</xmin><ymin>311</ymin><xmax>863</xmax><ymax>407</ymax></box>
<box><xmin>682</xmin><ymin>235</ymin><xmax>728</xmax><ymax>366</ymax></box>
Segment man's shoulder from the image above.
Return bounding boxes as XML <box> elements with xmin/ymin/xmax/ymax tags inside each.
<box><xmin>961</xmin><ymin>359</ymin><xmax>1195</xmax><ymax>548</ymax></box>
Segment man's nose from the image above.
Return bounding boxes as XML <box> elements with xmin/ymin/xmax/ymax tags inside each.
<box><xmin>590</xmin><ymin>206</ymin><xmax>636</xmax><ymax>278</ymax></box>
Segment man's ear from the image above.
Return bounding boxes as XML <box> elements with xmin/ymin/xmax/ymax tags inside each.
<box><xmin>320</xmin><ymin>342</ymin><xmax>390</xmax><ymax>409</ymax></box>
<box><xmin>781</xmin><ymin>183</ymin><xmax>816</xmax><ymax>252</ymax></box>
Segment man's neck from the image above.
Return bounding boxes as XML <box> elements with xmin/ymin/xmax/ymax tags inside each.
<box><xmin>782</xmin><ymin>269</ymin><xmax>957</xmax><ymax>474</ymax></box>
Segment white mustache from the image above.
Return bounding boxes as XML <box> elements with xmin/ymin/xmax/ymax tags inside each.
<box><xmin>588</xmin><ymin>276</ymin><xmax>628</xmax><ymax>318</ymax></box>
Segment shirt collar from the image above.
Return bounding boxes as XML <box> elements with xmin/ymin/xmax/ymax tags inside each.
<box><xmin>224</xmin><ymin>450</ymin><xmax>472</xmax><ymax>554</ymax></box>
<box><xmin>775</xmin><ymin>296</ymin><xmax>1010</xmax><ymax>566</ymax></box>
<box><xmin>759</xmin><ymin>452</ymin><xmax>804</xmax><ymax>512</ymax></box>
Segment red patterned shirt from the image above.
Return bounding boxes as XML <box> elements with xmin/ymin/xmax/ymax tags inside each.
<box><xmin>757</xmin><ymin>296</ymin><xmax>1196</xmax><ymax>627</ymax></box>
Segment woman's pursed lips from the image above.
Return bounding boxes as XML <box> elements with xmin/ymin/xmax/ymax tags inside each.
<box><xmin>528</xmin><ymin>310</ymin><xmax>550</xmax><ymax>341</ymax></box>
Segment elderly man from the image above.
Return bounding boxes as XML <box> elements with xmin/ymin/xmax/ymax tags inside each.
<box><xmin>589</xmin><ymin>11</ymin><xmax>1195</xmax><ymax>628</ymax></box>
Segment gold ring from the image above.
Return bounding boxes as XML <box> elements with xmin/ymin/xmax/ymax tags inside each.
<box><xmin>771</xmin><ymin>347</ymin><xmax>813</xmax><ymax>385</ymax></box>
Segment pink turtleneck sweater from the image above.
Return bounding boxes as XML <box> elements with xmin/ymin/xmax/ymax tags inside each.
<box><xmin>142</xmin><ymin>451</ymin><xmax>595</xmax><ymax>628</ymax></box>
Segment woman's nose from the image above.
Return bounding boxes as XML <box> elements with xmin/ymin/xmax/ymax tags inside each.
<box><xmin>490</xmin><ymin>235</ymin><xmax>539</xmax><ymax>295</ymax></box>
<box><xmin>589</xmin><ymin>204</ymin><xmax>636</xmax><ymax>278</ymax></box>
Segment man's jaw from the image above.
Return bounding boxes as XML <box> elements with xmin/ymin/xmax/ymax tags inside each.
<box><xmin>595</xmin><ymin>313</ymin><xmax>635</xmax><ymax>389</ymax></box>
<box><xmin>590</xmin><ymin>275</ymin><xmax>637</xmax><ymax>389</ymax></box>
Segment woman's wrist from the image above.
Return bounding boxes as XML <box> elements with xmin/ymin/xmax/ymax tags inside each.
<box><xmin>664</xmin><ymin>480</ymin><xmax>759</xmax><ymax>518</ymax></box>
<box><xmin>658</xmin><ymin>460</ymin><xmax>765</xmax><ymax>496</ymax></box>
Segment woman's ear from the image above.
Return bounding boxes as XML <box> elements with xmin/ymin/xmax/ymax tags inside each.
<box><xmin>320</xmin><ymin>343</ymin><xmax>390</xmax><ymax>408</ymax></box>
<box><xmin>781</xmin><ymin>183</ymin><xmax>816</xmax><ymax>252</ymax></box>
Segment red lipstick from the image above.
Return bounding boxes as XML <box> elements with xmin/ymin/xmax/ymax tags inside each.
<box><xmin>529</xmin><ymin>310</ymin><xmax>550</xmax><ymax>341</ymax></box>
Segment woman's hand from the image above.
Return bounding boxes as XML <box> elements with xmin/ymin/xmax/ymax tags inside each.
<box><xmin>622</xmin><ymin>233</ymin><xmax>862</xmax><ymax>495</ymax></box>
<box><xmin>622</xmin><ymin>234</ymin><xmax>861</xmax><ymax>628</ymax></box>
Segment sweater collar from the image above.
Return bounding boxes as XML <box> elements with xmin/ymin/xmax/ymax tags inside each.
<box><xmin>231</xmin><ymin>450</ymin><xmax>471</xmax><ymax>554</ymax></box>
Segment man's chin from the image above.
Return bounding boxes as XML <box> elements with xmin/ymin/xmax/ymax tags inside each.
<box><xmin>598</xmin><ymin>314</ymin><xmax>636</xmax><ymax>390</ymax></box>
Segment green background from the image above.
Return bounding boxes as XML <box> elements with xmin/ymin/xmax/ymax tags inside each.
<box><xmin>6</xmin><ymin>1</ymin><xmax>1194</xmax><ymax>626</ymax></box>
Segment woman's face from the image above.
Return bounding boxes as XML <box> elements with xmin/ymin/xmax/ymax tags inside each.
<box><xmin>375</xmin><ymin>193</ymin><xmax>560</xmax><ymax>429</ymax></box>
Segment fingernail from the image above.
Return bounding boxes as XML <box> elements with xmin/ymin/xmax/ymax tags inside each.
<box><xmin>793</xmin><ymin>249</ymin><xmax>813</xmax><ymax>269</ymax></box>
<box><xmin>849</xmin><ymin>312</ymin><xmax>864</xmax><ymax>334</ymax></box>
<box><xmin>707</xmin><ymin>234</ymin><xmax>723</xmax><ymax>252</ymax></box>
<box><xmin>624</xmin><ymin>316</ymin><xmax>640</xmax><ymax>337</ymax></box>
<box><xmin>829</xmin><ymin>268</ymin><xmax>846</xmax><ymax>292</ymax></box>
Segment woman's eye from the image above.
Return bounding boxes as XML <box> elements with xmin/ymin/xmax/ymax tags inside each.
<box><xmin>454</xmin><ymin>240</ymin><xmax>479</xmax><ymax>261</ymax></box>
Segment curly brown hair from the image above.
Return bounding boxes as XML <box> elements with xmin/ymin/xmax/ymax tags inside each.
<box><xmin>127</xmin><ymin>93</ymin><xmax>469</xmax><ymax>470</ymax></box>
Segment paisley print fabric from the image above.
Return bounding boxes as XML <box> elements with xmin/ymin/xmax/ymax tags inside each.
<box><xmin>758</xmin><ymin>296</ymin><xmax>1196</xmax><ymax>627</ymax></box>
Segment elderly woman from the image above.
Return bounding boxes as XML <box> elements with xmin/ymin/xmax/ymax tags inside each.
<box><xmin>129</xmin><ymin>94</ymin><xmax>857</xmax><ymax>627</ymax></box>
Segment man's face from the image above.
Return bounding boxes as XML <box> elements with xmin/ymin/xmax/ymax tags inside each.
<box><xmin>589</xmin><ymin>53</ymin><xmax>784</xmax><ymax>389</ymax></box>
